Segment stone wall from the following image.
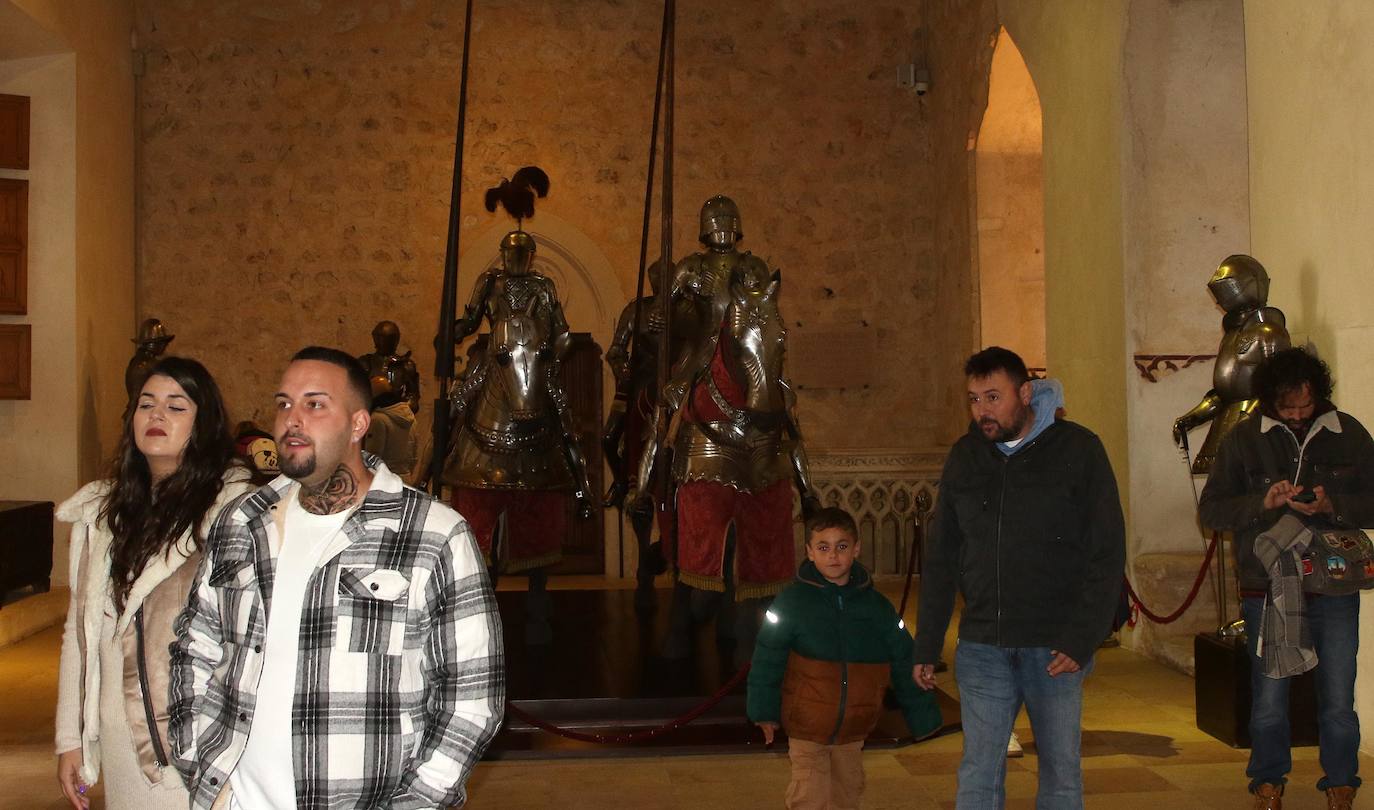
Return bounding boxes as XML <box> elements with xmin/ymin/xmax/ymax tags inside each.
<box><xmin>133</xmin><ymin>0</ymin><xmax>975</xmax><ymax>453</ymax></box>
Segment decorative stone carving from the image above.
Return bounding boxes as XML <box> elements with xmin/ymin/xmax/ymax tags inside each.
<box><xmin>802</xmin><ymin>449</ymin><xmax>944</xmax><ymax>577</ymax></box>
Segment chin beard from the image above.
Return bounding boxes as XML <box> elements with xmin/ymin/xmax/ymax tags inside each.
<box><xmin>281</xmin><ymin>452</ymin><xmax>317</xmax><ymax>480</ymax></box>
<box><xmin>982</xmin><ymin>410</ymin><xmax>1030</xmax><ymax>443</ymax></box>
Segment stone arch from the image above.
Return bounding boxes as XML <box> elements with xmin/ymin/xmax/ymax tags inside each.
<box><xmin>973</xmin><ymin>26</ymin><xmax>1045</xmax><ymax>371</ymax></box>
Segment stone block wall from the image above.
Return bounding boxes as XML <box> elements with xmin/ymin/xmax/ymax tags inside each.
<box><xmin>133</xmin><ymin>0</ymin><xmax>978</xmax><ymax>452</ymax></box>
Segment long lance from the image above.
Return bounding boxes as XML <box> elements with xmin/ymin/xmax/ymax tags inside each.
<box><xmin>625</xmin><ymin>0</ymin><xmax>671</xmax><ymax>395</ymax></box>
<box><xmin>614</xmin><ymin>1</ymin><xmax>670</xmax><ymax>578</ymax></box>
<box><xmin>655</xmin><ymin>0</ymin><xmax>675</xmax><ymax>516</ymax></box>
<box><xmin>429</xmin><ymin>0</ymin><xmax>476</xmax><ymax>496</ymax></box>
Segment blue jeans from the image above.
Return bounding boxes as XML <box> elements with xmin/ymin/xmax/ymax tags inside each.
<box><xmin>954</xmin><ymin>641</ymin><xmax>1092</xmax><ymax>809</ymax></box>
<box><xmin>1242</xmin><ymin>593</ymin><xmax>1361</xmax><ymax>793</ymax></box>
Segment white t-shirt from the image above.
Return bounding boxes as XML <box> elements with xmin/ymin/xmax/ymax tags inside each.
<box><xmin>230</xmin><ymin>489</ymin><xmax>352</xmax><ymax>810</ymax></box>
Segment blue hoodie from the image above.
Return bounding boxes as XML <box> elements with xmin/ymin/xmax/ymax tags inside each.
<box><xmin>997</xmin><ymin>378</ymin><xmax>1065</xmax><ymax>456</ymax></box>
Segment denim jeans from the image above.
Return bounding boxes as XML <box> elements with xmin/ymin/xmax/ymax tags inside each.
<box><xmin>1242</xmin><ymin>593</ymin><xmax>1361</xmax><ymax>793</ymax></box>
<box><xmin>954</xmin><ymin>640</ymin><xmax>1093</xmax><ymax>809</ymax></box>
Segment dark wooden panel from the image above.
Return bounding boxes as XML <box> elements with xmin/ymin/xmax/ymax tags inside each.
<box><xmin>551</xmin><ymin>333</ymin><xmax>604</xmax><ymax>575</ymax></box>
<box><xmin>0</xmin><ymin>94</ymin><xmax>30</xmax><ymax>170</ymax></box>
<box><xmin>0</xmin><ymin>501</ymin><xmax>54</xmax><ymax>599</ymax></box>
<box><xmin>0</xmin><ymin>178</ymin><xmax>27</xmax><ymax>314</ymax></box>
<box><xmin>0</xmin><ymin>324</ymin><xmax>32</xmax><ymax>399</ymax></box>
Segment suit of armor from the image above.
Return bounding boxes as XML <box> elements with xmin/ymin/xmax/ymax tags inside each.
<box><xmin>358</xmin><ymin>320</ymin><xmax>421</xmax><ymax>414</ymax></box>
<box><xmin>441</xmin><ymin>230</ymin><xmax>592</xmax><ymax>577</ymax></box>
<box><xmin>1174</xmin><ymin>254</ymin><xmax>1292</xmax><ymax>473</ymax></box>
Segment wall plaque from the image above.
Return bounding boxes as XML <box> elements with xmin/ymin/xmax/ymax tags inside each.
<box><xmin>0</xmin><ymin>178</ymin><xmax>27</xmax><ymax>314</ymax></box>
<box><xmin>0</xmin><ymin>324</ymin><xmax>31</xmax><ymax>399</ymax></box>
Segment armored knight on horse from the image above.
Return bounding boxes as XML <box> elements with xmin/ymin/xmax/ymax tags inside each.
<box><xmin>638</xmin><ymin>195</ymin><xmax>819</xmax><ymax>659</ymax></box>
<box><xmin>440</xmin><ymin>228</ymin><xmax>593</xmax><ymax>641</ymax></box>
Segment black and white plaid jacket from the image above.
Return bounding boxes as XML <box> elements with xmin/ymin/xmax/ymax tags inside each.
<box><xmin>168</xmin><ymin>459</ymin><xmax>504</xmax><ymax>809</ymax></box>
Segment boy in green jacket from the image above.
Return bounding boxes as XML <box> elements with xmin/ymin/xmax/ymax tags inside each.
<box><xmin>748</xmin><ymin>507</ymin><xmax>942</xmax><ymax>809</ymax></box>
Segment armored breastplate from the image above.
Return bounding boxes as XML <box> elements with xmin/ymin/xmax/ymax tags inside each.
<box><xmin>1213</xmin><ymin>307</ymin><xmax>1290</xmax><ymax>400</ymax></box>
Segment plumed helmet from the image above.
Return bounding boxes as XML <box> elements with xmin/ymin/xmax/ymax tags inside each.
<box><xmin>699</xmin><ymin>195</ymin><xmax>743</xmax><ymax>244</ymax></box>
<box><xmin>132</xmin><ymin>317</ymin><xmax>174</xmax><ymax>345</ymax></box>
<box><xmin>1208</xmin><ymin>254</ymin><xmax>1270</xmax><ymax>312</ymax></box>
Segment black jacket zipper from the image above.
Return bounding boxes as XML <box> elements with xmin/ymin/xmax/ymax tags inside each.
<box><xmin>995</xmin><ymin>455</ymin><xmax>1008</xmax><ymax>647</ymax></box>
<box><xmin>134</xmin><ymin>606</ymin><xmax>170</xmax><ymax>768</ymax></box>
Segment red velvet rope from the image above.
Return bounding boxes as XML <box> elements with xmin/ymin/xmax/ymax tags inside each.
<box><xmin>1123</xmin><ymin>531</ymin><xmax>1219</xmax><ymax>624</ymax></box>
<box><xmin>503</xmin><ymin>660</ymin><xmax>752</xmax><ymax>745</ymax></box>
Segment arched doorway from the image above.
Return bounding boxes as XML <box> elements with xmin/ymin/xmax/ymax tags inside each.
<box><xmin>974</xmin><ymin>27</ymin><xmax>1045</xmax><ymax>373</ymax></box>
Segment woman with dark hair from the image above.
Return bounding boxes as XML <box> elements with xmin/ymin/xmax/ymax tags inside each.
<box><xmin>54</xmin><ymin>357</ymin><xmax>251</xmax><ymax>809</ymax></box>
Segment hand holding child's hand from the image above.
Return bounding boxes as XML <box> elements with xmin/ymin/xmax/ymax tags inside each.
<box><xmin>913</xmin><ymin>663</ymin><xmax>938</xmax><ymax>691</ymax></box>
<box><xmin>756</xmin><ymin>721</ymin><xmax>779</xmax><ymax>745</ymax></box>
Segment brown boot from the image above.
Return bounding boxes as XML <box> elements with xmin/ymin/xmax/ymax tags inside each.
<box><xmin>1326</xmin><ymin>786</ymin><xmax>1356</xmax><ymax>810</ymax></box>
<box><xmin>1252</xmin><ymin>783</ymin><xmax>1283</xmax><ymax>810</ymax></box>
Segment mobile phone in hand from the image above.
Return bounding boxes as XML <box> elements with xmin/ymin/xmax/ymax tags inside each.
<box><xmin>1292</xmin><ymin>490</ymin><xmax>1317</xmax><ymax>504</ymax></box>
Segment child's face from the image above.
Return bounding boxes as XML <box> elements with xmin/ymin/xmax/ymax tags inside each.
<box><xmin>806</xmin><ymin>527</ymin><xmax>860</xmax><ymax>585</ymax></box>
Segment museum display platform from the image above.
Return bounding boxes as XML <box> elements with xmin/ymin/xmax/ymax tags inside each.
<box><xmin>1194</xmin><ymin>631</ymin><xmax>1318</xmax><ymax>748</ymax></box>
<box><xmin>487</xmin><ymin>586</ymin><xmax>961</xmax><ymax>759</ymax></box>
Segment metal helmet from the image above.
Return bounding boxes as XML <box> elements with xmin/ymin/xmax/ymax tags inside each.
<box><xmin>500</xmin><ymin>230</ymin><xmax>537</xmax><ymax>275</ymax></box>
<box><xmin>371</xmin><ymin>320</ymin><xmax>401</xmax><ymax>354</ymax></box>
<box><xmin>132</xmin><ymin>317</ymin><xmax>174</xmax><ymax>345</ymax></box>
<box><xmin>699</xmin><ymin>195</ymin><xmax>743</xmax><ymax>247</ymax></box>
<box><xmin>1208</xmin><ymin>254</ymin><xmax>1270</xmax><ymax>312</ymax></box>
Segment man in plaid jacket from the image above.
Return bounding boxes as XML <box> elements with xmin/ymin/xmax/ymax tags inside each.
<box><xmin>169</xmin><ymin>347</ymin><xmax>504</xmax><ymax>809</ymax></box>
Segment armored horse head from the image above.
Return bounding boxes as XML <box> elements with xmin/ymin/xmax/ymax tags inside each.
<box><xmin>716</xmin><ymin>270</ymin><xmax>788</xmax><ymax>416</ymax></box>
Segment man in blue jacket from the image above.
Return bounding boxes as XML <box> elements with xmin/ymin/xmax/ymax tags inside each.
<box><xmin>914</xmin><ymin>346</ymin><xmax>1125</xmax><ymax>809</ymax></box>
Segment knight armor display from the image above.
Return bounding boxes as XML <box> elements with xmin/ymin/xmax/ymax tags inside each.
<box><xmin>358</xmin><ymin>320</ymin><xmax>421</xmax><ymax>414</ymax></box>
<box><xmin>641</xmin><ymin>196</ymin><xmax>816</xmax><ymax>506</ymax></box>
<box><xmin>1173</xmin><ymin>254</ymin><xmax>1292</xmax><ymax>473</ymax></box>
<box><xmin>602</xmin><ymin>259</ymin><xmax>692</xmax><ymax>503</ymax></box>
<box><xmin>441</xmin><ymin>229</ymin><xmax>592</xmax><ymax>508</ymax></box>
<box><xmin>638</xmin><ymin>196</ymin><xmax>818</xmax><ymax>613</ymax></box>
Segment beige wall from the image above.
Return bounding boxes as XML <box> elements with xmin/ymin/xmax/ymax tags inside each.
<box><xmin>1244</xmin><ymin>0</ymin><xmax>1374</xmax><ymax>752</ymax></box>
<box><xmin>132</xmin><ymin>0</ymin><xmax>969</xmax><ymax>454</ymax></box>
<box><xmin>0</xmin><ymin>52</ymin><xmax>78</xmax><ymax>527</ymax></box>
<box><xmin>10</xmin><ymin>0</ymin><xmax>136</xmax><ymax>481</ymax></box>
<box><xmin>0</xmin><ymin>0</ymin><xmax>135</xmax><ymax>584</ymax></box>
<box><xmin>997</xmin><ymin>0</ymin><xmax>1131</xmax><ymax>494</ymax></box>
<box><xmin>1123</xmin><ymin>0</ymin><xmax>1251</xmax><ymax>560</ymax></box>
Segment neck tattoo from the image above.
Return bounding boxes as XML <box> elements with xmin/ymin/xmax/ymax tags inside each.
<box><xmin>299</xmin><ymin>464</ymin><xmax>360</xmax><ymax>515</ymax></box>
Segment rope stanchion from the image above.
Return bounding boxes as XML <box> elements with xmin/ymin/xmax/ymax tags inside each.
<box><xmin>1124</xmin><ymin>531</ymin><xmax>1219</xmax><ymax>624</ymax></box>
<box><xmin>504</xmin><ymin>660</ymin><xmax>751</xmax><ymax>745</ymax></box>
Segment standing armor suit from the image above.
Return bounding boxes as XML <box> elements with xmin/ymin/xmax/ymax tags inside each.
<box><xmin>442</xmin><ymin>230</ymin><xmax>592</xmax><ymax>582</ymax></box>
<box><xmin>359</xmin><ymin>320</ymin><xmax>421</xmax><ymax>414</ymax></box>
<box><xmin>602</xmin><ymin>260</ymin><xmax>688</xmax><ymax>609</ymax></box>
<box><xmin>1174</xmin><ymin>254</ymin><xmax>1292</xmax><ymax>474</ymax></box>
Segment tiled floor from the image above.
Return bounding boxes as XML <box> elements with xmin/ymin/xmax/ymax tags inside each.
<box><xmin>3</xmin><ymin>582</ymin><xmax>1373</xmax><ymax>809</ymax></box>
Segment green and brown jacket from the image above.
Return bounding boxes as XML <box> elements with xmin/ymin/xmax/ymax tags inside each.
<box><xmin>747</xmin><ymin>560</ymin><xmax>941</xmax><ymax>744</ymax></box>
